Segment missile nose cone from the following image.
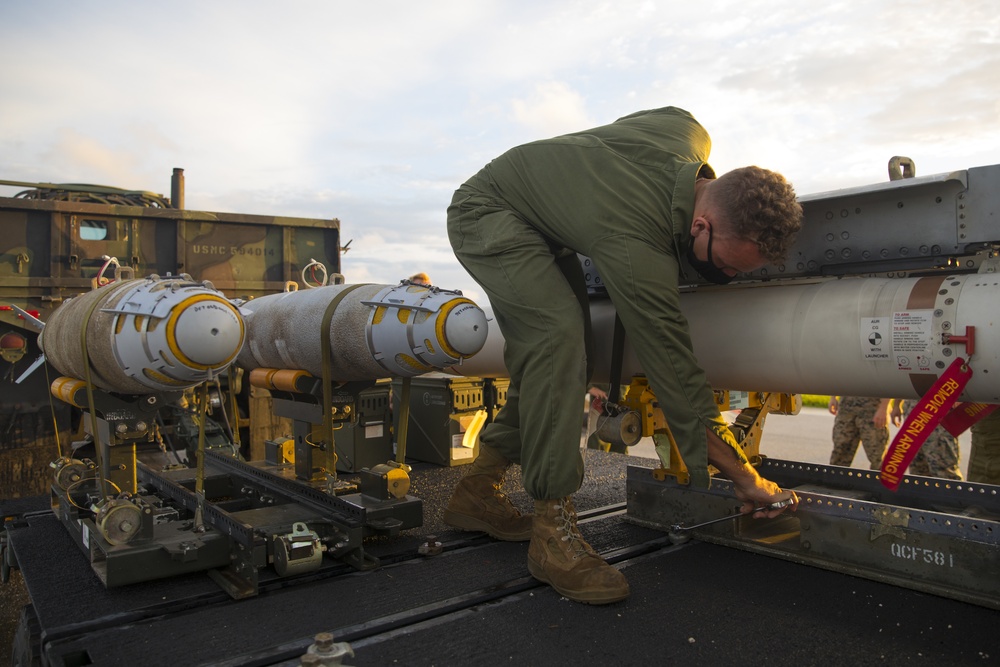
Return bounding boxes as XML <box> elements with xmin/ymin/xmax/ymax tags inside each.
<box><xmin>170</xmin><ymin>296</ymin><xmax>245</xmax><ymax>369</ymax></box>
<box><xmin>443</xmin><ymin>301</ymin><xmax>488</xmax><ymax>357</ymax></box>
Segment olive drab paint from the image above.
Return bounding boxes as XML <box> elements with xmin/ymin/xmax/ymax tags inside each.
<box><xmin>0</xmin><ymin>175</ymin><xmax>342</xmax><ymax>496</ymax></box>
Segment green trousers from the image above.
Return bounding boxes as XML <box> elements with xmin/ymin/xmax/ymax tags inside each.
<box><xmin>448</xmin><ymin>180</ymin><xmax>594</xmax><ymax>500</ymax></box>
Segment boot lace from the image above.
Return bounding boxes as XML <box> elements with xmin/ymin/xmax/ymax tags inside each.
<box><xmin>556</xmin><ymin>499</ymin><xmax>592</xmax><ymax>559</ymax></box>
<box><xmin>489</xmin><ymin>482</ymin><xmax>519</xmax><ymax>511</ymax></box>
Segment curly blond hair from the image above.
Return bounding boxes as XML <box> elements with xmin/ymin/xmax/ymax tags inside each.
<box><xmin>711</xmin><ymin>166</ymin><xmax>803</xmax><ymax>263</ymax></box>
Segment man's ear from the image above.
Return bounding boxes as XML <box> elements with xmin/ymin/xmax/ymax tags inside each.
<box><xmin>690</xmin><ymin>216</ymin><xmax>709</xmax><ymax>236</ymax></box>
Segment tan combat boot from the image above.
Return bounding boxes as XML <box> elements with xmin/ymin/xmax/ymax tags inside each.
<box><xmin>527</xmin><ymin>497</ymin><xmax>630</xmax><ymax>604</ymax></box>
<box><xmin>443</xmin><ymin>444</ymin><xmax>533</xmax><ymax>541</ymax></box>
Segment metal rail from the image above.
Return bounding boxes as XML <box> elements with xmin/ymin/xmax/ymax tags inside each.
<box><xmin>626</xmin><ymin>460</ymin><xmax>1000</xmax><ymax>610</ymax></box>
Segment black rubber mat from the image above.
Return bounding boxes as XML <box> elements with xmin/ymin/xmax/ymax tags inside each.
<box><xmin>5</xmin><ymin>451</ymin><xmax>999</xmax><ymax>666</ymax></box>
<box><xmin>344</xmin><ymin>541</ymin><xmax>1000</xmax><ymax>667</ymax></box>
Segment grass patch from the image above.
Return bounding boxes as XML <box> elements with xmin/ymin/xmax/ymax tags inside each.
<box><xmin>800</xmin><ymin>394</ymin><xmax>830</xmax><ymax>409</ymax></box>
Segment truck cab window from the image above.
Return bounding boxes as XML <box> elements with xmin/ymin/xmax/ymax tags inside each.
<box><xmin>80</xmin><ymin>219</ymin><xmax>108</xmax><ymax>241</ymax></box>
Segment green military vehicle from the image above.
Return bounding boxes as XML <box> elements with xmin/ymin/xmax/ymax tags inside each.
<box><xmin>0</xmin><ymin>169</ymin><xmax>343</xmax><ymax>497</ymax></box>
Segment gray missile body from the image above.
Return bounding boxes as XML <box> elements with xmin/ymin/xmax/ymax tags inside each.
<box><xmin>39</xmin><ymin>276</ymin><xmax>245</xmax><ymax>394</ymax></box>
<box><xmin>237</xmin><ymin>282</ymin><xmax>488</xmax><ymax>380</ymax></box>
<box><xmin>451</xmin><ymin>274</ymin><xmax>1000</xmax><ymax>403</ymax></box>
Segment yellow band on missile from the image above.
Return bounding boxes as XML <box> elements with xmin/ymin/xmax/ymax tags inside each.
<box><xmin>51</xmin><ymin>376</ymin><xmax>87</xmax><ymax>408</ymax></box>
<box><xmin>394</xmin><ymin>353</ymin><xmax>431</xmax><ymax>374</ymax></box>
<box><xmin>249</xmin><ymin>367</ymin><xmax>314</xmax><ymax>393</ymax></box>
<box><xmin>142</xmin><ymin>367</ymin><xmax>191</xmax><ymax>387</ymax></box>
<box><xmin>434</xmin><ymin>298</ymin><xmax>475</xmax><ymax>360</ymax></box>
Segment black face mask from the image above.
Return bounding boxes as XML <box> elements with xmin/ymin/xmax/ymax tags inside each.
<box><xmin>686</xmin><ymin>224</ymin><xmax>735</xmax><ymax>285</ymax></box>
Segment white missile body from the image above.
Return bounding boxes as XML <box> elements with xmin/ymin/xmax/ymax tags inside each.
<box><xmin>451</xmin><ymin>274</ymin><xmax>1000</xmax><ymax>403</ymax></box>
<box><xmin>237</xmin><ymin>282</ymin><xmax>488</xmax><ymax>380</ymax></box>
<box><xmin>40</xmin><ymin>276</ymin><xmax>246</xmax><ymax>393</ymax></box>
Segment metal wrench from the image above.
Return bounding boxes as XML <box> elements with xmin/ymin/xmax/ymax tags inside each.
<box><xmin>667</xmin><ymin>496</ymin><xmax>797</xmax><ymax>544</ymax></box>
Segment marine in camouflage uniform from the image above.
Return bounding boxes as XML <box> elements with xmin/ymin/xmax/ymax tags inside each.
<box><xmin>829</xmin><ymin>396</ymin><xmax>889</xmax><ymax>469</ymax></box>
<box><xmin>898</xmin><ymin>400</ymin><xmax>962</xmax><ymax>480</ymax></box>
<box><xmin>968</xmin><ymin>408</ymin><xmax>1000</xmax><ymax>484</ymax></box>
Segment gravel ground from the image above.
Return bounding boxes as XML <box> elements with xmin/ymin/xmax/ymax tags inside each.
<box><xmin>0</xmin><ymin>568</ymin><xmax>29</xmax><ymax>662</ymax></box>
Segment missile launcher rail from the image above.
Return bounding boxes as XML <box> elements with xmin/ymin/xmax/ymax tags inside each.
<box><xmin>742</xmin><ymin>163</ymin><xmax>1000</xmax><ymax>283</ymax></box>
<box><xmin>591</xmin><ymin>161</ymin><xmax>1000</xmax><ymax>290</ymax></box>
<box><xmin>626</xmin><ymin>459</ymin><xmax>1000</xmax><ymax>610</ymax></box>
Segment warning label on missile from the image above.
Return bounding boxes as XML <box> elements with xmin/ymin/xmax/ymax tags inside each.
<box><xmin>861</xmin><ymin>317</ymin><xmax>890</xmax><ymax>360</ymax></box>
<box><xmin>891</xmin><ymin>310</ymin><xmax>934</xmax><ymax>371</ymax></box>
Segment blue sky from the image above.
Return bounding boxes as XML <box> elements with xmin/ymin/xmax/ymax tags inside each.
<box><xmin>2</xmin><ymin>0</ymin><xmax>998</xmax><ymax>302</ymax></box>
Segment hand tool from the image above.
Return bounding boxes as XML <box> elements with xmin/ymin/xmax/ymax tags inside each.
<box><xmin>668</xmin><ymin>496</ymin><xmax>797</xmax><ymax>545</ymax></box>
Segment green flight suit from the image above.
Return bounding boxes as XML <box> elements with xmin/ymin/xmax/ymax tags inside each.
<box><xmin>447</xmin><ymin>106</ymin><xmax>735</xmax><ymax>499</ymax></box>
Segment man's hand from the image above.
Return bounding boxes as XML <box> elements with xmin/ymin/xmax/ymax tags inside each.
<box><xmin>588</xmin><ymin>386</ymin><xmax>608</xmax><ymax>401</ymax></box>
<box><xmin>890</xmin><ymin>399</ymin><xmax>903</xmax><ymax>427</ymax></box>
<box><xmin>873</xmin><ymin>398</ymin><xmax>891</xmax><ymax>429</ymax></box>
<box><xmin>730</xmin><ymin>468</ymin><xmax>798</xmax><ymax>518</ymax></box>
<box><xmin>706</xmin><ymin>427</ymin><xmax>798</xmax><ymax>519</ymax></box>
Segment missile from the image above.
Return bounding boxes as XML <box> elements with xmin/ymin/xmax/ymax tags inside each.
<box><xmin>451</xmin><ymin>274</ymin><xmax>1000</xmax><ymax>403</ymax></box>
<box><xmin>237</xmin><ymin>282</ymin><xmax>488</xmax><ymax>380</ymax></box>
<box><xmin>39</xmin><ymin>275</ymin><xmax>245</xmax><ymax>394</ymax></box>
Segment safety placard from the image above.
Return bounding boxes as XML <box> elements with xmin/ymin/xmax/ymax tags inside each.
<box><xmin>892</xmin><ymin>310</ymin><xmax>934</xmax><ymax>371</ymax></box>
<box><xmin>860</xmin><ymin>317</ymin><xmax>890</xmax><ymax>360</ymax></box>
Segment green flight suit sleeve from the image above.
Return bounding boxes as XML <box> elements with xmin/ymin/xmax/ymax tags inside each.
<box><xmin>590</xmin><ymin>235</ymin><xmax>737</xmax><ymax>488</ymax></box>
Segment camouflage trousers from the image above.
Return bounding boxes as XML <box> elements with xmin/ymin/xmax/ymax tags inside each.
<box><xmin>969</xmin><ymin>409</ymin><xmax>1000</xmax><ymax>484</ymax></box>
<box><xmin>902</xmin><ymin>401</ymin><xmax>962</xmax><ymax>480</ymax></box>
<box><xmin>830</xmin><ymin>403</ymin><xmax>887</xmax><ymax>469</ymax></box>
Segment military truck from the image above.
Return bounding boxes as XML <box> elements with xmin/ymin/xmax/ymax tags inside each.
<box><xmin>0</xmin><ymin>169</ymin><xmax>343</xmax><ymax>497</ymax></box>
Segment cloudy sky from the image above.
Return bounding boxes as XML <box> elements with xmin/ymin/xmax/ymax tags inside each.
<box><xmin>2</xmin><ymin>0</ymin><xmax>998</xmax><ymax>303</ymax></box>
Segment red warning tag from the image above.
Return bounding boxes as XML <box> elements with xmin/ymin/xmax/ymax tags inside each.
<box><xmin>880</xmin><ymin>357</ymin><xmax>973</xmax><ymax>491</ymax></box>
<box><xmin>939</xmin><ymin>402</ymin><xmax>999</xmax><ymax>437</ymax></box>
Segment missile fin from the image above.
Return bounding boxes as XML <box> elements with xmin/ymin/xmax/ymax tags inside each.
<box><xmin>8</xmin><ymin>305</ymin><xmax>45</xmax><ymax>332</ymax></box>
<box><xmin>15</xmin><ymin>353</ymin><xmax>46</xmax><ymax>384</ymax></box>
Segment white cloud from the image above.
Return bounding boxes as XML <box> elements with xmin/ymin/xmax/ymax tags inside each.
<box><xmin>1</xmin><ymin>0</ymin><xmax>998</xmax><ymax>297</ymax></box>
<box><xmin>510</xmin><ymin>82</ymin><xmax>595</xmax><ymax>136</ymax></box>
<box><xmin>37</xmin><ymin>129</ymin><xmax>143</xmax><ymax>187</ymax></box>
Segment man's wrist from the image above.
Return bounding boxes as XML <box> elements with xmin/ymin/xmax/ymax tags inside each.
<box><xmin>710</xmin><ymin>450</ymin><xmax>757</xmax><ymax>484</ymax></box>
<box><xmin>725</xmin><ymin>459</ymin><xmax>759</xmax><ymax>485</ymax></box>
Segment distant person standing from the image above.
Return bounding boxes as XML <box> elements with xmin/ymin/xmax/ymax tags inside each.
<box><xmin>894</xmin><ymin>400</ymin><xmax>962</xmax><ymax>479</ymax></box>
<box><xmin>968</xmin><ymin>408</ymin><xmax>1000</xmax><ymax>484</ymax></box>
<box><xmin>828</xmin><ymin>396</ymin><xmax>890</xmax><ymax>469</ymax></box>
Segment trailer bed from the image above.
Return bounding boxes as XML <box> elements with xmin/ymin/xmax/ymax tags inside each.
<box><xmin>3</xmin><ymin>450</ymin><xmax>999</xmax><ymax>666</ymax></box>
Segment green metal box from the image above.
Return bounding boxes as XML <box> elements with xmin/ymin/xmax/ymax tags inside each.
<box><xmin>484</xmin><ymin>378</ymin><xmax>510</xmax><ymax>422</ymax></box>
<box><xmin>334</xmin><ymin>382</ymin><xmax>393</xmax><ymax>473</ymax></box>
<box><xmin>392</xmin><ymin>374</ymin><xmax>485</xmax><ymax>466</ymax></box>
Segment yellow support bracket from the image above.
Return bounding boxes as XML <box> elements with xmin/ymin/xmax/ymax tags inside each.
<box><xmin>619</xmin><ymin>377</ymin><xmax>801</xmax><ymax>484</ymax></box>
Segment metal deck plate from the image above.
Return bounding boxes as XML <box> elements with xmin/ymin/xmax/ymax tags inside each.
<box><xmin>626</xmin><ymin>459</ymin><xmax>1000</xmax><ymax>609</ymax></box>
